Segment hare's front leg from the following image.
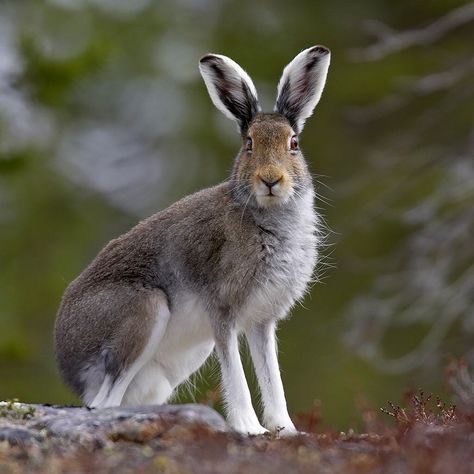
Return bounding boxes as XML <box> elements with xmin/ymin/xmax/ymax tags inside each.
<box><xmin>245</xmin><ymin>320</ymin><xmax>297</xmax><ymax>435</ymax></box>
<box><xmin>213</xmin><ymin>323</ymin><xmax>267</xmax><ymax>435</ymax></box>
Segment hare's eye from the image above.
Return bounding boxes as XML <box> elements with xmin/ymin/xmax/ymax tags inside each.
<box><xmin>290</xmin><ymin>135</ymin><xmax>299</xmax><ymax>151</ymax></box>
<box><xmin>246</xmin><ymin>137</ymin><xmax>253</xmax><ymax>151</ymax></box>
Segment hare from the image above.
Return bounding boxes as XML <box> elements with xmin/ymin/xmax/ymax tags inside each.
<box><xmin>54</xmin><ymin>45</ymin><xmax>331</xmax><ymax>435</ymax></box>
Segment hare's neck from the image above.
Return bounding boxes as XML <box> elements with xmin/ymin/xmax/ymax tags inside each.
<box><xmin>251</xmin><ymin>188</ymin><xmax>317</xmax><ymax>234</ymax></box>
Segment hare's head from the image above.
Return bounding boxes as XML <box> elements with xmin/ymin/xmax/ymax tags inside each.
<box><xmin>199</xmin><ymin>46</ymin><xmax>330</xmax><ymax>209</ymax></box>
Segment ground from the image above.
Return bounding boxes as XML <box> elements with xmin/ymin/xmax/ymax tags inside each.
<box><xmin>0</xmin><ymin>391</ymin><xmax>473</xmax><ymax>474</ymax></box>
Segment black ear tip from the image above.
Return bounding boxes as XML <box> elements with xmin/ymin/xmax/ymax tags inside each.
<box><xmin>310</xmin><ymin>45</ymin><xmax>330</xmax><ymax>56</ymax></box>
<box><xmin>199</xmin><ymin>54</ymin><xmax>219</xmax><ymax>64</ymax></box>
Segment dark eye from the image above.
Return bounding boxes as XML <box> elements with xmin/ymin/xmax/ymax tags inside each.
<box><xmin>290</xmin><ymin>135</ymin><xmax>299</xmax><ymax>151</ymax></box>
<box><xmin>246</xmin><ymin>137</ymin><xmax>253</xmax><ymax>151</ymax></box>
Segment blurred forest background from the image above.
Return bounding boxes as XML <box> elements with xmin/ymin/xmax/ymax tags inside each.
<box><xmin>0</xmin><ymin>0</ymin><xmax>472</xmax><ymax>428</ymax></box>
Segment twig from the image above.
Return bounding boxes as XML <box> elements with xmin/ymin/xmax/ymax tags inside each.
<box><xmin>350</xmin><ymin>2</ymin><xmax>474</xmax><ymax>61</ymax></box>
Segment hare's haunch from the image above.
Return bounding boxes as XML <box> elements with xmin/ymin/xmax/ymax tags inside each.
<box><xmin>54</xmin><ymin>46</ymin><xmax>331</xmax><ymax>435</ymax></box>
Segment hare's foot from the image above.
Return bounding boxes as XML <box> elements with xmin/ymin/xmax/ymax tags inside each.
<box><xmin>264</xmin><ymin>416</ymin><xmax>298</xmax><ymax>436</ymax></box>
<box><xmin>229</xmin><ymin>412</ymin><xmax>268</xmax><ymax>436</ymax></box>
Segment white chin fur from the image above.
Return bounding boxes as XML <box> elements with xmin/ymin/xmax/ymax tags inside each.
<box><xmin>255</xmin><ymin>192</ymin><xmax>291</xmax><ymax>208</ymax></box>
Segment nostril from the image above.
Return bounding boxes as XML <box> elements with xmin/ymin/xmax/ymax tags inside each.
<box><xmin>260</xmin><ymin>177</ymin><xmax>282</xmax><ymax>188</ymax></box>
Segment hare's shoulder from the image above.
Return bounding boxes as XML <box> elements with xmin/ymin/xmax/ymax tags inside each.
<box><xmin>102</xmin><ymin>183</ymin><xmax>231</xmax><ymax>249</ymax></box>
<box><xmin>76</xmin><ymin>184</ymin><xmax>231</xmax><ymax>284</ymax></box>
<box><xmin>161</xmin><ymin>182</ymin><xmax>231</xmax><ymax>216</ymax></box>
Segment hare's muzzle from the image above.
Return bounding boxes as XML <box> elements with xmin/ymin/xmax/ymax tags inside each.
<box><xmin>253</xmin><ymin>167</ymin><xmax>293</xmax><ymax>207</ymax></box>
<box><xmin>259</xmin><ymin>176</ymin><xmax>283</xmax><ymax>193</ymax></box>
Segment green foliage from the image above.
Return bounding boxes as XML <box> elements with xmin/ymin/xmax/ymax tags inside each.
<box><xmin>0</xmin><ymin>400</ymin><xmax>36</xmax><ymax>419</ymax></box>
<box><xmin>0</xmin><ymin>151</ymin><xmax>30</xmax><ymax>175</ymax></box>
<box><xmin>20</xmin><ymin>37</ymin><xmax>111</xmax><ymax>107</ymax></box>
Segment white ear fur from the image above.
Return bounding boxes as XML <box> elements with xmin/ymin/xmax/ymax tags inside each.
<box><xmin>274</xmin><ymin>46</ymin><xmax>331</xmax><ymax>134</ymax></box>
<box><xmin>199</xmin><ymin>54</ymin><xmax>260</xmax><ymax>135</ymax></box>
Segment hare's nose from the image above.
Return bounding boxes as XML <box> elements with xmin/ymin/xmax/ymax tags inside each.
<box><xmin>260</xmin><ymin>176</ymin><xmax>282</xmax><ymax>189</ymax></box>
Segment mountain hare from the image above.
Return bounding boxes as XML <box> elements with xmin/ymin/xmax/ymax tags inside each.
<box><xmin>54</xmin><ymin>45</ymin><xmax>331</xmax><ymax>435</ymax></box>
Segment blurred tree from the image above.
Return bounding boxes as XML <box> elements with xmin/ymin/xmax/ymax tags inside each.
<box><xmin>344</xmin><ymin>2</ymin><xmax>474</xmax><ymax>373</ymax></box>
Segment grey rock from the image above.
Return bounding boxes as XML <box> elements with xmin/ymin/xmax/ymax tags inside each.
<box><xmin>31</xmin><ymin>404</ymin><xmax>227</xmax><ymax>440</ymax></box>
<box><xmin>0</xmin><ymin>426</ymin><xmax>42</xmax><ymax>446</ymax></box>
<box><xmin>0</xmin><ymin>402</ymin><xmax>228</xmax><ymax>446</ymax></box>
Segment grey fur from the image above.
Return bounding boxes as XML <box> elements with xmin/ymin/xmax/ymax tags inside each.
<box><xmin>55</xmin><ymin>163</ymin><xmax>313</xmax><ymax>394</ymax></box>
<box><xmin>54</xmin><ymin>48</ymin><xmax>330</xmax><ymax>431</ymax></box>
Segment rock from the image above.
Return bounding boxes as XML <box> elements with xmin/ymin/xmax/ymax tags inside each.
<box><xmin>0</xmin><ymin>402</ymin><xmax>228</xmax><ymax>446</ymax></box>
<box><xmin>0</xmin><ymin>426</ymin><xmax>42</xmax><ymax>446</ymax></box>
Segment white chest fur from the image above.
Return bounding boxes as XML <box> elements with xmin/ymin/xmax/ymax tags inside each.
<box><xmin>239</xmin><ymin>191</ymin><xmax>318</xmax><ymax>327</ymax></box>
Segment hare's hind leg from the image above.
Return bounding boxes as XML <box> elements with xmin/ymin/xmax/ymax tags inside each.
<box><xmin>123</xmin><ymin>292</ymin><xmax>215</xmax><ymax>405</ymax></box>
<box><xmin>121</xmin><ymin>362</ymin><xmax>173</xmax><ymax>405</ymax></box>
<box><xmin>89</xmin><ymin>289</ymin><xmax>171</xmax><ymax>408</ymax></box>
<box><xmin>122</xmin><ymin>333</ymin><xmax>215</xmax><ymax>405</ymax></box>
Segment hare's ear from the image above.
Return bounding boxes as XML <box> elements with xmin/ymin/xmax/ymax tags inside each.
<box><xmin>275</xmin><ymin>46</ymin><xmax>330</xmax><ymax>134</ymax></box>
<box><xmin>199</xmin><ymin>54</ymin><xmax>260</xmax><ymax>136</ymax></box>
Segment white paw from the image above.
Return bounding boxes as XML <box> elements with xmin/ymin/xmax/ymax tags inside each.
<box><xmin>264</xmin><ymin>417</ymin><xmax>298</xmax><ymax>436</ymax></box>
<box><xmin>229</xmin><ymin>415</ymin><xmax>268</xmax><ymax>436</ymax></box>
